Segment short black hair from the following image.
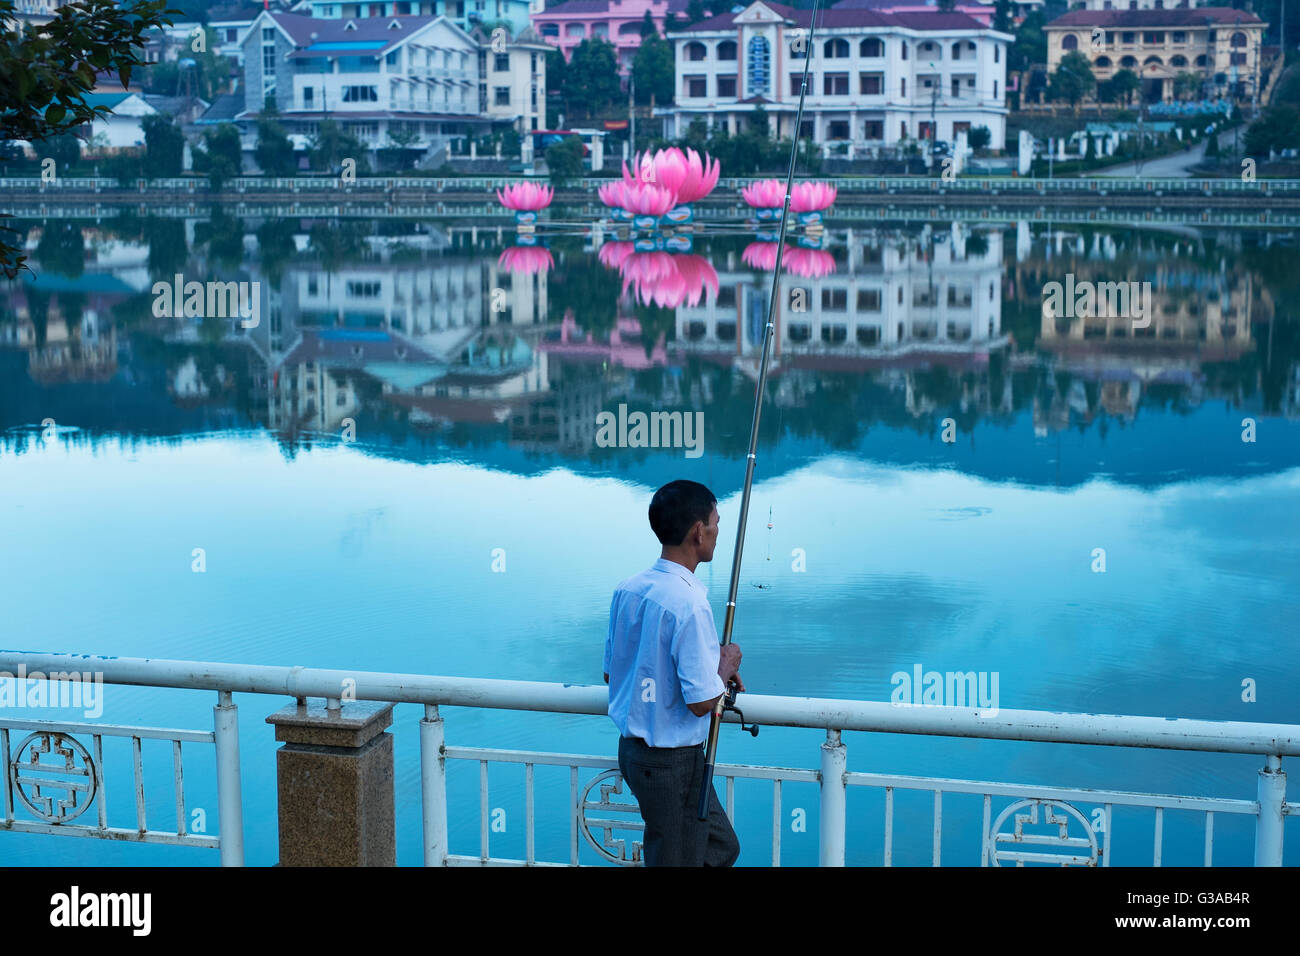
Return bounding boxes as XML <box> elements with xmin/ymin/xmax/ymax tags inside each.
<box><xmin>649</xmin><ymin>480</ymin><xmax>717</xmax><ymax>546</ymax></box>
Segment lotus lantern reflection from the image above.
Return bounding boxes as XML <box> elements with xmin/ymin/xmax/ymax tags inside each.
<box><xmin>497</xmin><ymin>245</ymin><xmax>555</xmax><ymax>275</ymax></box>
<box><xmin>741</xmin><ymin>242</ymin><xmax>836</xmax><ymax>278</ymax></box>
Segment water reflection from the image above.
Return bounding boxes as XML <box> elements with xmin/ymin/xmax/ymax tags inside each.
<box><xmin>2</xmin><ymin>214</ymin><xmax>1298</xmax><ymax>483</ymax></box>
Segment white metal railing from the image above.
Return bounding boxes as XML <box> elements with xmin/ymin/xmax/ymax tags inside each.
<box><xmin>0</xmin><ymin>651</ymin><xmax>1294</xmax><ymax>866</ymax></box>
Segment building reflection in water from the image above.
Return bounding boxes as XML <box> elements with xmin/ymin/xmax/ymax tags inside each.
<box><xmin>2</xmin><ymin>218</ymin><xmax>1296</xmax><ymax>464</ymax></box>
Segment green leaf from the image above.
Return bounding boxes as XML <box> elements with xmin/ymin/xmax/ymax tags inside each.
<box><xmin>45</xmin><ymin>103</ymin><xmax>65</xmax><ymax>125</ymax></box>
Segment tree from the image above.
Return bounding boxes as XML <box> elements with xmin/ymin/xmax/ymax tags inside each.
<box><xmin>192</xmin><ymin>122</ymin><xmax>241</xmax><ymax>188</ymax></box>
<box><xmin>36</xmin><ymin>133</ymin><xmax>81</xmax><ymax>173</ymax></box>
<box><xmin>1009</xmin><ymin>11</ymin><xmax>1046</xmax><ymax>73</ymax></box>
<box><xmin>309</xmin><ymin>118</ymin><xmax>367</xmax><ymax>173</ymax></box>
<box><xmin>143</xmin><ymin>28</ymin><xmax>233</xmax><ymax>101</ymax></box>
<box><xmin>1245</xmin><ymin>103</ymin><xmax>1300</xmax><ymax>156</ymax></box>
<box><xmin>632</xmin><ymin>20</ymin><xmax>674</xmax><ymax>105</ymax></box>
<box><xmin>0</xmin><ymin>0</ymin><xmax>175</xmax><ymax>276</ymax></box>
<box><xmin>546</xmin><ymin>48</ymin><xmax>568</xmax><ymax>125</ymax></box>
<box><xmin>685</xmin><ymin>0</ymin><xmax>708</xmax><ymax>24</ymax></box>
<box><xmin>1107</xmin><ymin>68</ymin><xmax>1140</xmax><ymax>106</ymax></box>
<box><xmin>566</xmin><ymin>39</ymin><xmax>623</xmax><ymax>119</ymax></box>
<box><xmin>378</xmin><ymin>125</ymin><xmax>420</xmax><ymax>171</ymax></box>
<box><xmin>254</xmin><ymin>113</ymin><xmax>296</xmax><ymax>176</ymax></box>
<box><xmin>141</xmin><ymin>112</ymin><xmax>183</xmax><ymax>177</ymax></box>
<box><xmin>968</xmin><ymin>125</ymin><xmax>991</xmax><ymax>151</ymax></box>
<box><xmin>936</xmin><ymin>0</ymin><xmax>956</xmax><ymax>11</ymax></box>
<box><xmin>992</xmin><ymin>0</ymin><xmax>1013</xmax><ymax>33</ymax></box>
<box><xmin>546</xmin><ymin>134</ymin><xmax>585</xmax><ymax>186</ymax></box>
<box><xmin>1173</xmin><ymin>71</ymin><xmax>1201</xmax><ymax>101</ymax></box>
<box><xmin>1048</xmin><ymin>51</ymin><xmax>1095</xmax><ymax>111</ymax></box>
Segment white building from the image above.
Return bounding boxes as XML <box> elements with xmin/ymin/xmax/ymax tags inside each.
<box><xmin>662</xmin><ymin>0</ymin><xmax>1011</xmax><ymax>151</ymax></box>
<box><xmin>240</xmin><ymin>12</ymin><xmax>545</xmax><ymax>151</ymax></box>
<box><xmin>79</xmin><ymin>92</ymin><xmax>159</xmax><ymax>149</ymax></box>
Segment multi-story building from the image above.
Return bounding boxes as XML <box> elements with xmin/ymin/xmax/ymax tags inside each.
<box><xmin>307</xmin><ymin>0</ymin><xmax>535</xmax><ymax>37</ymax></box>
<box><xmin>239</xmin><ymin>12</ymin><xmax>545</xmax><ymax>153</ymax></box>
<box><xmin>1045</xmin><ymin>7</ymin><xmax>1267</xmax><ymax>103</ymax></box>
<box><xmin>662</xmin><ymin>0</ymin><xmax>1010</xmax><ymax>150</ymax></box>
<box><xmin>1080</xmin><ymin>0</ymin><xmax>1204</xmax><ymax>9</ymax></box>
<box><xmin>474</xmin><ymin>25</ymin><xmax>551</xmax><ymax>131</ymax></box>
<box><xmin>533</xmin><ymin>0</ymin><xmax>690</xmax><ymax>72</ymax></box>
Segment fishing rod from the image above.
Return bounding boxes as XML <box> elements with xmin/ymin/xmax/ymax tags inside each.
<box><xmin>697</xmin><ymin>0</ymin><xmax>822</xmax><ymax>822</ymax></box>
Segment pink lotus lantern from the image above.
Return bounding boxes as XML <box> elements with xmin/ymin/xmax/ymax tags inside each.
<box><xmin>741</xmin><ymin>179</ymin><xmax>788</xmax><ymax>221</ymax></box>
<box><xmin>620</xmin><ymin>181</ymin><xmax>679</xmax><ymax>230</ymax></box>
<box><xmin>621</xmin><ymin>147</ymin><xmax>720</xmax><ymax>223</ymax></box>
<box><xmin>496</xmin><ymin>182</ymin><xmax>553</xmax><ymax>225</ymax></box>
<box><xmin>790</xmin><ymin>181</ymin><xmax>837</xmax><ymax>224</ymax></box>
<box><xmin>741</xmin><ymin>241</ymin><xmax>779</xmax><ymax>271</ymax></box>
<box><xmin>598</xmin><ymin>181</ymin><xmax>633</xmax><ymax>219</ymax></box>
<box><xmin>498</xmin><ymin>245</ymin><xmax>555</xmax><ymax>275</ymax></box>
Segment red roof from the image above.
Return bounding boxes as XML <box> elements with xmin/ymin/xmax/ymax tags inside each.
<box><xmin>1048</xmin><ymin>7</ymin><xmax>1263</xmax><ymax>28</ymax></box>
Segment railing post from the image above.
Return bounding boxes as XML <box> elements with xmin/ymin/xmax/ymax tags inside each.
<box><xmin>819</xmin><ymin>729</ymin><xmax>846</xmax><ymax>867</ymax></box>
<box><xmin>421</xmin><ymin>703</ymin><xmax>448</xmax><ymax>867</ymax></box>
<box><xmin>213</xmin><ymin>690</ymin><xmax>245</xmax><ymax>867</ymax></box>
<box><xmin>1254</xmin><ymin>755</ymin><xmax>1285</xmax><ymax>866</ymax></box>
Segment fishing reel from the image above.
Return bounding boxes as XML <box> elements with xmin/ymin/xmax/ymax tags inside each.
<box><xmin>724</xmin><ymin>681</ymin><xmax>759</xmax><ymax>737</ymax></box>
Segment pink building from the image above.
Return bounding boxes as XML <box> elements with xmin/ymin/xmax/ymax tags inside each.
<box><xmin>533</xmin><ymin>0</ymin><xmax>692</xmax><ymax>71</ymax></box>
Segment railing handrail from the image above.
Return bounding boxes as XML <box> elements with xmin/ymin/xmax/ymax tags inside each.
<box><xmin>3</xmin><ymin>651</ymin><xmax>1297</xmax><ymax>757</ymax></box>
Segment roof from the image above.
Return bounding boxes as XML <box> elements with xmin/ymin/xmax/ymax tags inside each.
<box><xmin>1048</xmin><ymin>7</ymin><xmax>1264</xmax><ymax>28</ymax></box>
<box><xmin>198</xmin><ymin>93</ymin><xmax>245</xmax><ymax>123</ymax></box>
<box><xmin>673</xmin><ymin>3</ymin><xmax>989</xmax><ymax>33</ymax></box>
<box><xmin>541</xmin><ymin>0</ymin><xmax>689</xmax><ymax>15</ymax></box>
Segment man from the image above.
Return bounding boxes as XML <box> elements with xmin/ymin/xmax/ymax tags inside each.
<box><xmin>603</xmin><ymin>479</ymin><xmax>743</xmax><ymax>867</ymax></box>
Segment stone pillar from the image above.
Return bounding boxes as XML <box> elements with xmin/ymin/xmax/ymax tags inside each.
<box><xmin>266</xmin><ymin>698</ymin><xmax>397</xmax><ymax>866</ymax></box>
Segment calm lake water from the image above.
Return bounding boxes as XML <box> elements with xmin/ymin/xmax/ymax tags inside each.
<box><xmin>2</xmin><ymin>209</ymin><xmax>1298</xmax><ymax>866</ymax></box>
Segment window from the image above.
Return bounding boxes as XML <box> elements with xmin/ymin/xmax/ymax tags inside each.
<box><xmin>686</xmin><ymin>41</ymin><xmax>707</xmax><ymax>61</ymax></box>
<box><xmin>994</xmin><ymin>45</ymin><xmax>999</xmax><ymax>62</ymax></box>
<box><xmin>919</xmin><ymin>41</ymin><xmax>939</xmax><ymax>58</ymax></box>
<box><xmin>591</xmin><ymin>22</ymin><xmax>608</xmax><ymax>38</ymax></box>
<box><xmin>1230</xmin><ymin>52</ymin><xmax>1246</xmax><ymax>65</ymax></box>
<box><xmin>860</xmin><ymin>37</ymin><xmax>883</xmax><ymax>57</ymax></box>
<box><xmin>1231</xmin><ymin>31</ymin><xmax>1247</xmax><ymax>47</ymax></box>
<box><xmin>347</xmin><ymin>281</ymin><xmax>381</xmax><ymax>297</ymax></box>
<box><xmin>1170</xmin><ymin>54</ymin><xmax>1186</xmax><ymax>66</ymax></box>
<box><xmin>824</xmin><ymin>38</ymin><xmax>848</xmax><ymax>58</ymax></box>
<box><xmin>901</xmin><ymin>42</ymin><xmax>907</xmax><ymax>60</ymax></box>
<box><xmin>343</xmin><ymin>85</ymin><xmax>378</xmax><ymax>102</ymax></box>
<box><xmin>824</xmin><ymin>72</ymin><xmax>848</xmax><ymax>95</ymax></box>
<box><xmin>1142</xmin><ymin>32</ymin><xmax>1165</xmax><ymax>43</ymax></box>
<box><xmin>1144</xmin><ymin>55</ymin><xmax>1163</xmax><ymax>65</ymax></box>
<box><xmin>822</xmin><ymin>289</ymin><xmax>847</xmax><ymax>310</ymax></box>
<box><xmin>993</xmin><ymin>79</ymin><xmax>997</xmax><ymax>98</ymax></box>
<box><xmin>857</xmin><ymin>289</ymin><xmax>882</xmax><ymax>311</ymax></box>
<box><xmin>856</xmin><ymin>326</ymin><xmax>881</xmax><ymax>345</ymax></box>
<box><xmin>494</xmin><ymin>86</ymin><xmax>510</xmax><ymax>105</ymax></box>
<box><xmin>1121</xmin><ymin>31</ymin><xmax>1135</xmax><ymax>43</ymax></box>
<box><xmin>540</xmin><ymin>23</ymin><xmax>558</xmax><ymax>36</ymax></box>
<box><xmin>1121</xmin><ymin>55</ymin><xmax>1137</xmax><ymax>67</ymax></box>
<box><xmin>303</xmin><ymin>86</ymin><xmax>314</xmax><ymax>106</ymax></box>
<box><xmin>863</xmin><ymin>120</ymin><xmax>882</xmax><ymax>139</ymax></box>
<box><xmin>1096</xmin><ymin>56</ymin><xmax>1112</xmax><ymax>67</ymax></box>
<box><xmin>718</xmin><ymin>40</ymin><xmax>737</xmax><ymax>60</ymax></box>
<box><xmin>828</xmin><ymin>119</ymin><xmax>849</xmax><ymax>138</ymax></box>
<box><xmin>226</xmin><ymin>28</ymin><xmax>238</xmax><ymax>42</ymax></box>
<box><xmin>952</xmin><ymin>41</ymin><xmax>962</xmax><ymax>59</ymax></box>
<box><xmin>901</xmin><ymin>77</ymin><xmax>906</xmax><ymax>96</ymax></box>
<box><xmin>1062</xmin><ymin>34</ymin><xmax>1078</xmax><ymax>51</ymax></box>
<box><xmin>565</xmin><ymin>23</ymin><xmax>584</xmax><ymax>37</ymax></box>
<box><xmin>747</xmin><ymin>36</ymin><xmax>770</xmax><ymax>95</ymax></box>
<box><xmin>717</xmin><ymin>75</ymin><xmax>736</xmax><ymax>97</ymax></box>
<box><xmin>919</xmin><ymin>121</ymin><xmax>934</xmax><ymax>140</ymax></box>
<box><xmin>860</xmin><ymin>72</ymin><xmax>882</xmax><ymax>94</ymax></box>
<box><xmin>952</xmin><ymin>77</ymin><xmax>960</xmax><ymax>97</ymax></box>
<box><xmin>821</xmin><ymin>324</ymin><xmax>847</xmax><ymax>344</ymax></box>
<box><xmin>494</xmin><ymin>53</ymin><xmax>509</xmax><ymax>71</ymax></box>
<box><xmin>686</xmin><ymin>74</ymin><xmax>706</xmax><ymax>97</ymax></box>
<box><xmin>262</xmin><ymin>26</ymin><xmax>275</xmax><ymax>40</ymax></box>
<box><xmin>790</xmin><ymin>73</ymin><xmax>806</xmax><ymax>96</ymax></box>
<box><xmin>1195</xmin><ymin>54</ymin><xmax>1207</xmax><ymax>66</ymax></box>
<box><xmin>1172</xmin><ymin>31</ymin><xmax>1186</xmax><ymax>43</ymax></box>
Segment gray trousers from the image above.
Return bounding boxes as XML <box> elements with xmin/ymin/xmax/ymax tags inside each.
<box><xmin>617</xmin><ymin>735</ymin><xmax>740</xmax><ymax>867</ymax></box>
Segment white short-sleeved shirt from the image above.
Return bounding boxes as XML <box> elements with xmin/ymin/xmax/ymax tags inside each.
<box><xmin>604</xmin><ymin>558</ymin><xmax>727</xmax><ymax>748</ymax></box>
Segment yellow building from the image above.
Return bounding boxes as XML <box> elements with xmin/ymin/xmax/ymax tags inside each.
<box><xmin>1045</xmin><ymin>7</ymin><xmax>1266</xmax><ymax>104</ymax></box>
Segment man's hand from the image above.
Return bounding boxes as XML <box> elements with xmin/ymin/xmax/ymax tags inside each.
<box><xmin>718</xmin><ymin>644</ymin><xmax>742</xmax><ymax>684</ymax></box>
<box><xmin>730</xmin><ymin>672</ymin><xmax>746</xmax><ymax>694</ymax></box>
